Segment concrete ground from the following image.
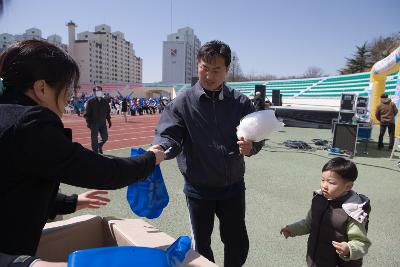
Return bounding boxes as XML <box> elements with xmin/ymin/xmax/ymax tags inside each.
<box><xmin>62</xmin><ymin>125</ymin><xmax>400</xmax><ymax>266</ymax></box>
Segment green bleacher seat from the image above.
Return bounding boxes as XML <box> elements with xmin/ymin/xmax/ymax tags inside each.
<box><xmin>169</xmin><ymin>71</ymin><xmax>397</xmax><ymax>99</ymax></box>
<box><xmin>323</xmin><ymin>73</ymin><xmax>370</xmax><ymax>82</ymax></box>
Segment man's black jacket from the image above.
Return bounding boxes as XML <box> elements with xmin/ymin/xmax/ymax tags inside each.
<box><xmin>84</xmin><ymin>97</ymin><xmax>111</xmax><ymax>126</ymax></box>
<box><xmin>154</xmin><ymin>82</ymin><xmax>263</xmax><ymax>188</ymax></box>
<box><xmin>0</xmin><ymin>93</ymin><xmax>156</xmax><ymax>267</ymax></box>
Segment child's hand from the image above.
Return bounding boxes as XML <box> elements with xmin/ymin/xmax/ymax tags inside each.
<box><xmin>280</xmin><ymin>227</ymin><xmax>292</xmax><ymax>239</ymax></box>
<box><xmin>332</xmin><ymin>241</ymin><xmax>350</xmax><ymax>257</ymax></box>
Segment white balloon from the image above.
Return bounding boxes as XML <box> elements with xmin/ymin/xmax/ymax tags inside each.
<box><xmin>236</xmin><ymin>110</ymin><xmax>284</xmax><ymax>142</ymax></box>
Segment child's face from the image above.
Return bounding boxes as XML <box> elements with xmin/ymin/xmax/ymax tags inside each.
<box><xmin>320</xmin><ymin>170</ymin><xmax>353</xmax><ymax>199</ymax></box>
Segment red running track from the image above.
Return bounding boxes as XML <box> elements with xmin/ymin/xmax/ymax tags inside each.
<box><xmin>62</xmin><ymin>113</ymin><xmax>160</xmax><ymax>151</ymax></box>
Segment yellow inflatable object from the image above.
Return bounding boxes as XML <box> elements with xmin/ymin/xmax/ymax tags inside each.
<box><xmin>370</xmin><ymin>46</ymin><xmax>400</xmax><ymax>137</ymax></box>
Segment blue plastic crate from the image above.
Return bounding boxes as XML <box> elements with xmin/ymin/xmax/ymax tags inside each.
<box><xmin>357</xmin><ymin>127</ymin><xmax>372</xmax><ymax>139</ymax></box>
<box><xmin>68</xmin><ymin>236</ymin><xmax>191</xmax><ymax>267</ymax></box>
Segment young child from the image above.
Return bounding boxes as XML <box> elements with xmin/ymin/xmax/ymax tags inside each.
<box><xmin>280</xmin><ymin>157</ymin><xmax>371</xmax><ymax>267</ymax></box>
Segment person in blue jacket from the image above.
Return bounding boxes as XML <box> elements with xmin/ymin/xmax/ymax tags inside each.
<box><xmin>153</xmin><ymin>40</ymin><xmax>263</xmax><ymax>267</ymax></box>
<box><xmin>0</xmin><ymin>40</ymin><xmax>165</xmax><ymax>267</ymax></box>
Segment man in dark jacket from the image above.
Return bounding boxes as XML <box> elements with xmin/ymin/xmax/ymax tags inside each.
<box><xmin>84</xmin><ymin>86</ymin><xmax>112</xmax><ymax>154</ymax></box>
<box><xmin>375</xmin><ymin>93</ymin><xmax>398</xmax><ymax>150</ymax></box>
<box><xmin>153</xmin><ymin>40</ymin><xmax>263</xmax><ymax>267</ymax></box>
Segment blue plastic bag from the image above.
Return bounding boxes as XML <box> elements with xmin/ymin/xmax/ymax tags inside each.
<box><xmin>67</xmin><ymin>236</ymin><xmax>191</xmax><ymax>267</ymax></box>
<box><xmin>127</xmin><ymin>147</ymin><xmax>169</xmax><ymax>219</ymax></box>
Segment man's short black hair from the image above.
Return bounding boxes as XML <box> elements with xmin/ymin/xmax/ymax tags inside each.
<box><xmin>322</xmin><ymin>157</ymin><xmax>358</xmax><ymax>182</ymax></box>
<box><xmin>380</xmin><ymin>93</ymin><xmax>388</xmax><ymax>98</ymax></box>
<box><xmin>197</xmin><ymin>40</ymin><xmax>231</xmax><ymax>67</ymax></box>
<box><xmin>93</xmin><ymin>86</ymin><xmax>103</xmax><ymax>92</ymax></box>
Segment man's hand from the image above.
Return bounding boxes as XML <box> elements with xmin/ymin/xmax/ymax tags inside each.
<box><xmin>147</xmin><ymin>145</ymin><xmax>166</xmax><ymax>165</ymax></box>
<box><xmin>76</xmin><ymin>190</ymin><xmax>110</xmax><ymax>211</ymax></box>
<box><xmin>107</xmin><ymin>119</ymin><xmax>112</xmax><ymax>128</ymax></box>
<box><xmin>280</xmin><ymin>227</ymin><xmax>292</xmax><ymax>239</ymax></box>
<box><xmin>237</xmin><ymin>137</ymin><xmax>253</xmax><ymax>156</ymax></box>
<box><xmin>149</xmin><ymin>144</ymin><xmax>165</xmax><ymax>152</ymax></box>
<box><xmin>332</xmin><ymin>241</ymin><xmax>350</xmax><ymax>257</ymax></box>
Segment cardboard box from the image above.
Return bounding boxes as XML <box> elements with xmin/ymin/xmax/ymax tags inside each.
<box><xmin>37</xmin><ymin>215</ymin><xmax>217</xmax><ymax>267</ymax></box>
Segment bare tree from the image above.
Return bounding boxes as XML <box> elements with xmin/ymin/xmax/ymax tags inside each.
<box><xmin>338</xmin><ymin>32</ymin><xmax>400</xmax><ymax>75</ymax></box>
<box><xmin>368</xmin><ymin>33</ymin><xmax>400</xmax><ymax>65</ymax></box>
<box><xmin>303</xmin><ymin>66</ymin><xmax>324</xmax><ymax>78</ymax></box>
<box><xmin>227</xmin><ymin>52</ymin><xmax>243</xmax><ymax>82</ymax></box>
<box><xmin>241</xmin><ymin>72</ymin><xmax>277</xmax><ymax>81</ymax></box>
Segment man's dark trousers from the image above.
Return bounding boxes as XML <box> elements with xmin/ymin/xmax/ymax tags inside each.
<box><xmin>378</xmin><ymin>123</ymin><xmax>395</xmax><ymax>149</ymax></box>
<box><xmin>90</xmin><ymin>123</ymin><xmax>108</xmax><ymax>153</ymax></box>
<box><xmin>186</xmin><ymin>191</ymin><xmax>248</xmax><ymax>267</ymax></box>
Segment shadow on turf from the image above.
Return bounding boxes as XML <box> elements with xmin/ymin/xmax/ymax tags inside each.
<box><xmin>355</xmin><ymin>141</ymin><xmax>398</xmax><ymax>159</ymax></box>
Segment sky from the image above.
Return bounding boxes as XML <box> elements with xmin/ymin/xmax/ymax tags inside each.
<box><xmin>0</xmin><ymin>0</ymin><xmax>399</xmax><ymax>83</ymax></box>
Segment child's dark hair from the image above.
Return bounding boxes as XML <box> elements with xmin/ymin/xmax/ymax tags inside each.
<box><xmin>197</xmin><ymin>40</ymin><xmax>231</xmax><ymax>67</ymax></box>
<box><xmin>322</xmin><ymin>157</ymin><xmax>358</xmax><ymax>182</ymax></box>
<box><xmin>0</xmin><ymin>39</ymin><xmax>80</xmax><ymax>100</ymax></box>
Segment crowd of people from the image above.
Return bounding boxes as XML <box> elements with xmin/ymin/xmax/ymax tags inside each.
<box><xmin>67</xmin><ymin>93</ymin><xmax>170</xmax><ymax>117</ymax></box>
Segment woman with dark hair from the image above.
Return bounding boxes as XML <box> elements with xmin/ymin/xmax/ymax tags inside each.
<box><xmin>0</xmin><ymin>40</ymin><xmax>165</xmax><ymax>267</ymax></box>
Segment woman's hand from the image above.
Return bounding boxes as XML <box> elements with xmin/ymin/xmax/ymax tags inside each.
<box><xmin>76</xmin><ymin>190</ymin><xmax>110</xmax><ymax>211</ymax></box>
<box><xmin>32</xmin><ymin>260</ymin><xmax>67</xmax><ymax>267</ymax></box>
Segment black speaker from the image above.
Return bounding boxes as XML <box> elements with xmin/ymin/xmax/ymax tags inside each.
<box><xmin>333</xmin><ymin>123</ymin><xmax>358</xmax><ymax>154</ymax></box>
<box><xmin>255</xmin><ymin>85</ymin><xmax>266</xmax><ymax>101</ymax></box>
<box><xmin>191</xmin><ymin>77</ymin><xmax>199</xmax><ymax>86</ymax></box>
<box><xmin>338</xmin><ymin>111</ymin><xmax>355</xmax><ymax>124</ymax></box>
<box><xmin>356</xmin><ymin>96</ymin><xmax>368</xmax><ymax>108</ymax></box>
<box><xmin>340</xmin><ymin>93</ymin><xmax>356</xmax><ymax>111</ymax></box>
<box><xmin>272</xmin><ymin>90</ymin><xmax>281</xmax><ymax>106</ymax></box>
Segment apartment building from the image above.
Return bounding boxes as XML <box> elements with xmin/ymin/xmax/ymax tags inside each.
<box><xmin>67</xmin><ymin>21</ymin><xmax>142</xmax><ymax>84</ymax></box>
<box><xmin>162</xmin><ymin>27</ymin><xmax>201</xmax><ymax>84</ymax></box>
<box><xmin>0</xmin><ymin>28</ymin><xmax>66</xmax><ymax>52</ymax></box>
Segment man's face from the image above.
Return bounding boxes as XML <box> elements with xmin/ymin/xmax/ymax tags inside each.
<box><xmin>94</xmin><ymin>88</ymin><xmax>103</xmax><ymax>98</ymax></box>
<box><xmin>197</xmin><ymin>56</ymin><xmax>229</xmax><ymax>91</ymax></box>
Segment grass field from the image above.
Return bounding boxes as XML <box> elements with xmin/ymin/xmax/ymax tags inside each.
<box><xmin>62</xmin><ymin>125</ymin><xmax>400</xmax><ymax>266</ymax></box>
